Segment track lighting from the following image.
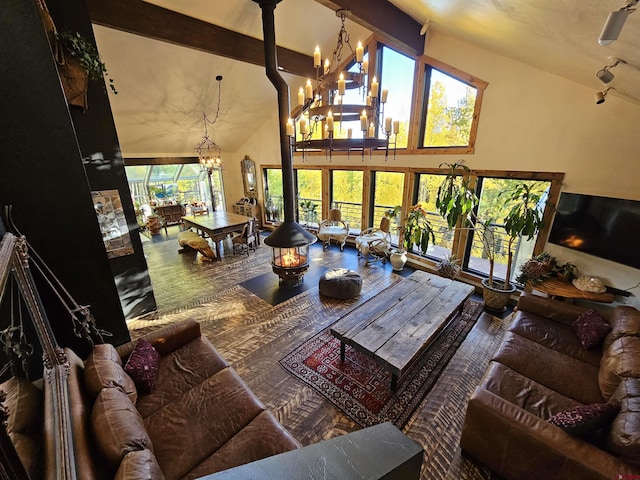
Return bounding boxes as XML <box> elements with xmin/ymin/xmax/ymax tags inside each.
<box><xmin>595</xmin><ymin>87</ymin><xmax>612</xmax><ymax>104</ymax></box>
<box><xmin>595</xmin><ymin>58</ymin><xmax>625</xmax><ymax>84</ymax></box>
<box><xmin>599</xmin><ymin>0</ymin><xmax>638</xmax><ymax>45</ymax></box>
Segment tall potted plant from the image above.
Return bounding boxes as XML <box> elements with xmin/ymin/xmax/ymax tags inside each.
<box><xmin>435</xmin><ymin>162</ymin><xmax>547</xmax><ymax>311</ymax></box>
<box><xmin>390</xmin><ymin>204</ymin><xmax>435</xmax><ymax>271</ymax></box>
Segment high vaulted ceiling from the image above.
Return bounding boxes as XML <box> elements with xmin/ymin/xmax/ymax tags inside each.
<box><xmin>89</xmin><ymin>0</ymin><xmax>640</xmax><ymax>159</ymax></box>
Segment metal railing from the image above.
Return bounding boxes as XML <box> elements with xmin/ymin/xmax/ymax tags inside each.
<box><xmin>264</xmin><ymin>196</ymin><xmax>522</xmax><ymax>283</ymax></box>
<box><xmin>331</xmin><ymin>201</ymin><xmax>363</xmax><ymax>234</ymax></box>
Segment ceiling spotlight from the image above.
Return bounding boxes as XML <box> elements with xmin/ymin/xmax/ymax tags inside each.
<box><xmin>595</xmin><ymin>87</ymin><xmax>612</xmax><ymax>104</ymax></box>
<box><xmin>599</xmin><ymin>0</ymin><xmax>639</xmax><ymax>45</ymax></box>
<box><xmin>595</xmin><ymin>58</ymin><xmax>625</xmax><ymax>84</ymax></box>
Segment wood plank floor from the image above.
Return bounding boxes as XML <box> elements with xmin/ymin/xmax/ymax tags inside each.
<box><xmin>132</xmin><ymin>226</ymin><xmax>507</xmax><ymax>479</ymax></box>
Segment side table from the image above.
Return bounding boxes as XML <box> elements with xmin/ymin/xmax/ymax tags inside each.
<box><xmin>532</xmin><ymin>277</ymin><xmax>615</xmax><ymax>303</ymax></box>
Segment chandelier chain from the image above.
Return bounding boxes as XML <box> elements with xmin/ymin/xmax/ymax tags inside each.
<box><xmin>330</xmin><ymin>13</ymin><xmax>353</xmax><ymax>72</ymax></box>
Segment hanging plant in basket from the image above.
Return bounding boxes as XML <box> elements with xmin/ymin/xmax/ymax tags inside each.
<box><xmin>56</xmin><ymin>31</ymin><xmax>117</xmax><ymax>110</ymax></box>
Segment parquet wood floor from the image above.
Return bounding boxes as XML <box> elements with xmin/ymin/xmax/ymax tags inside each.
<box><xmin>133</xmin><ymin>226</ymin><xmax>507</xmax><ymax>479</ymax></box>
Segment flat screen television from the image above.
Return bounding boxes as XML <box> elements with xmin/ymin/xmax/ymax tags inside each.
<box><xmin>548</xmin><ymin>192</ymin><xmax>640</xmax><ymax>269</ymax></box>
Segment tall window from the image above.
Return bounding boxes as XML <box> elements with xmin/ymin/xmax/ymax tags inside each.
<box><xmin>296</xmin><ymin>169</ymin><xmax>322</xmax><ymax>227</ymax></box>
<box><xmin>207</xmin><ymin>168</ymin><xmax>225</xmax><ymax>212</ymax></box>
<box><xmin>264</xmin><ymin>168</ymin><xmax>283</xmax><ymax>222</ymax></box>
<box><xmin>413</xmin><ymin>173</ymin><xmax>453</xmax><ymax>259</ymax></box>
<box><xmin>331</xmin><ymin>170</ymin><xmax>363</xmax><ymax>234</ymax></box>
<box><xmin>371</xmin><ymin>171</ymin><xmax>404</xmax><ymax>244</ymax></box>
<box><xmin>177</xmin><ymin>164</ymin><xmax>206</xmax><ymax>205</ymax></box>
<box><xmin>331</xmin><ymin>53</ymin><xmax>369</xmax><ymax>140</ymax></box>
<box><xmin>148</xmin><ymin>165</ymin><xmax>180</xmax><ymax>203</ymax></box>
<box><xmin>125</xmin><ymin>165</ymin><xmax>149</xmax><ymax>206</ymax></box>
<box><xmin>421</xmin><ymin>67</ymin><xmax>479</xmax><ymax>149</ymax></box>
<box><xmin>378</xmin><ymin>46</ymin><xmax>414</xmax><ymax>148</ymax></box>
<box><xmin>465</xmin><ymin>178</ymin><xmax>551</xmax><ymax>283</ymax></box>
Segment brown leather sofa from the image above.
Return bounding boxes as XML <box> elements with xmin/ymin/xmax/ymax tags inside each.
<box><xmin>461</xmin><ymin>292</ymin><xmax>640</xmax><ymax>479</ymax></box>
<box><xmin>51</xmin><ymin>319</ymin><xmax>301</xmax><ymax>480</ymax></box>
<box><xmin>3</xmin><ymin>318</ymin><xmax>424</xmax><ymax>480</ymax></box>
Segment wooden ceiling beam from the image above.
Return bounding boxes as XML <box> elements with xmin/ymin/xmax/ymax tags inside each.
<box><xmin>85</xmin><ymin>0</ymin><xmax>316</xmax><ymax>78</ymax></box>
<box><xmin>313</xmin><ymin>0</ymin><xmax>424</xmax><ymax>55</ymax></box>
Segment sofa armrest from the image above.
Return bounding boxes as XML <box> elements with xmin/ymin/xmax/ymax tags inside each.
<box><xmin>517</xmin><ymin>292</ymin><xmax>592</xmax><ymax>326</ymax></box>
<box><xmin>461</xmin><ymin>387</ymin><xmax>638</xmax><ymax>479</ymax></box>
<box><xmin>116</xmin><ymin>319</ymin><xmax>201</xmax><ymax>359</ymax></box>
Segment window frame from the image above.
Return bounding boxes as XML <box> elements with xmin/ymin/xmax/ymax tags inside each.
<box><xmin>260</xmin><ymin>163</ymin><xmax>562</xmax><ymax>288</ymax></box>
<box><xmin>289</xmin><ymin>36</ymin><xmax>487</xmax><ymax>158</ymax></box>
<box><xmin>415</xmin><ymin>55</ymin><xmax>488</xmax><ymax>154</ymax></box>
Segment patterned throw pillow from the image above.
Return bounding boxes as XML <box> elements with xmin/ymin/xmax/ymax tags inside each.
<box><xmin>572</xmin><ymin>309</ymin><xmax>611</xmax><ymax>349</ymax></box>
<box><xmin>548</xmin><ymin>403</ymin><xmax>619</xmax><ymax>435</ymax></box>
<box><xmin>124</xmin><ymin>338</ymin><xmax>160</xmax><ymax>394</ymax></box>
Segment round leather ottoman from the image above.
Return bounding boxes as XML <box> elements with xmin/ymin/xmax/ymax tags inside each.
<box><xmin>319</xmin><ymin>269</ymin><xmax>362</xmax><ymax>299</ymax></box>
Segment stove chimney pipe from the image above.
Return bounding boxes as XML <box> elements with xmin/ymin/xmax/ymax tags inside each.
<box><xmin>253</xmin><ymin>0</ymin><xmax>316</xmax><ymax>248</ymax></box>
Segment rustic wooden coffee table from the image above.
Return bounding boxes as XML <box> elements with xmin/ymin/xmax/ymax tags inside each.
<box><xmin>330</xmin><ymin>270</ymin><xmax>475</xmax><ymax>391</ymax></box>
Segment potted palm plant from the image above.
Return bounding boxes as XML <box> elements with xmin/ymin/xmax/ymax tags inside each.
<box><xmin>435</xmin><ymin>162</ymin><xmax>547</xmax><ymax>311</ymax></box>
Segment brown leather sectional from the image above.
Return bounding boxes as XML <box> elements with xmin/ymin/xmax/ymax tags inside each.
<box><xmin>461</xmin><ymin>292</ymin><xmax>640</xmax><ymax>479</ymax></box>
<box><xmin>49</xmin><ymin>319</ymin><xmax>301</xmax><ymax>479</ymax></box>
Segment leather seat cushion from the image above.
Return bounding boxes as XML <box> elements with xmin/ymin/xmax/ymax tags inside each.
<box><xmin>492</xmin><ymin>332</ymin><xmax>603</xmax><ymax>404</ymax></box>
<box><xmin>599</xmin><ymin>336</ymin><xmax>640</xmax><ymax>400</ymax></box>
<box><xmin>135</xmin><ymin>336</ymin><xmax>229</xmax><ymax>419</ymax></box>
<box><xmin>607</xmin><ymin>377</ymin><xmax>640</xmax><ymax>467</ymax></box>
<box><xmin>509</xmin><ymin>311</ymin><xmax>601</xmax><ymax>366</ymax></box>
<box><xmin>603</xmin><ymin>306</ymin><xmax>640</xmax><ymax>351</ymax></box>
<box><xmin>143</xmin><ymin>367</ymin><xmax>266</xmax><ymax>480</ymax></box>
<box><xmin>84</xmin><ymin>343</ymin><xmax>138</xmax><ymax>404</ymax></box>
<box><xmin>479</xmin><ymin>361</ymin><xmax>581</xmax><ymax>419</ymax></box>
<box><xmin>1</xmin><ymin>377</ymin><xmax>43</xmax><ymax>480</ymax></box>
<box><xmin>91</xmin><ymin>387</ymin><xmax>154</xmax><ymax>472</ymax></box>
<box><xmin>115</xmin><ymin>449</ymin><xmax>165</xmax><ymax>480</ymax></box>
<box><xmin>181</xmin><ymin>410</ymin><xmax>301</xmax><ymax>479</ymax></box>
<box><xmin>1</xmin><ymin>377</ymin><xmax>42</xmax><ymax>434</ymax></box>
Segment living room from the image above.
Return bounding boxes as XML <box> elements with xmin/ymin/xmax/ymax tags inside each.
<box><xmin>1</xmin><ymin>0</ymin><xmax>640</xmax><ymax>479</ymax></box>
<box><xmin>90</xmin><ymin>0</ymin><xmax>640</xmax><ymax>311</ymax></box>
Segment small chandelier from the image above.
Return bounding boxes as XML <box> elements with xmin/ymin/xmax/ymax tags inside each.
<box><xmin>289</xmin><ymin>9</ymin><xmax>397</xmax><ymax>161</ymax></box>
<box><xmin>195</xmin><ymin>75</ymin><xmax>223</xmax><ymax>170</ymax></box>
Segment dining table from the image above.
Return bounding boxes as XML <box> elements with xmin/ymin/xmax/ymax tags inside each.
<box><xmin>182</xmin><ymin>211</ymin><xmax>251</xmax><ymax>259</ymax></box>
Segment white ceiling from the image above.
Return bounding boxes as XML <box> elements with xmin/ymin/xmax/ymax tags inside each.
<box><xmin>92</xmin><ymin>0</ymin><xmax>640</xmax><ymax>158</ymax></box>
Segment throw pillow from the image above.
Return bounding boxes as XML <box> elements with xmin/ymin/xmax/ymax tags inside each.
<box><xmin>548</xmin><ymin>402</ymin><xmax>619</xmax><ymax>435</ymax></box>
<box><xmin>124</xmin><ymin>339</ymin><xmax>160</xmax><ymax>394</ymax></box>
<box><xmin>572</xmin><ymin>309</ymin><xmax>611</xmax><ymax>349</ymax></box>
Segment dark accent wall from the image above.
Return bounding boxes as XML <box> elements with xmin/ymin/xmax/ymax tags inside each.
<box><xmin>47</xmin><ymin>0</ymin><xmax>157</xmax><ymax>320</ymax></box>
<box><xmin>0</xmin><ymin>0</ymin><xmax>132</xmax><ymax>357</ymax></box>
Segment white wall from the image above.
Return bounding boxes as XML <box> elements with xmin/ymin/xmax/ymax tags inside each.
<box><xmin>235</xmin><ymin>30</ymin><xmax>640</xmax><ymax>308</ymax></box>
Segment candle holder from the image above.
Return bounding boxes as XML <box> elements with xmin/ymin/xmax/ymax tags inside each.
<box><xmin>289</xmin><ymin>8</ymin><xmax>398</xmax><ymax>161</ymax></box>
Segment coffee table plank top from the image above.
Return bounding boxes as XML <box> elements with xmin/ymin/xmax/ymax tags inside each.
<box><xmin>330</xmin><ymin>271</ymin><xmax>445</xmax><ymax>341</ymax></box>
<box><xmin>376</xmin><ymin>281</ymin><xmax>475</xmax><ymax>373</ymax></box>
<box><xmin>330</xmin><ymin>270</ymin><xmax>474</xmax><ymax>378</ymax></box>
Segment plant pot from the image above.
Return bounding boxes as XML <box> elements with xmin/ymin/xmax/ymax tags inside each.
<box><xmin>390</xmin><ymin>251</ymin><xmax>407</xmax><ymax>271</ymax></box>
<box><xmin>58</xmin><ymin>54</ymin><xmax>89</xmax><ymax>110</ymax></box>
<box><xmin>556</xmin><ymin>273</ymin><xmax>571</xmax><ymax>283</ymax></box>
<box><xmin>481</xmin><ymin>278</ymin><xmax>516</xmax><ymax>313</ymax></box>
<box><xmin>437</xmin><ymin>261</ymin><xmax>461</xmax><ymax>280</ymax></box>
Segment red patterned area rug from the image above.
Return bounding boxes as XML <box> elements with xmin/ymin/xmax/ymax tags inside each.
<box><xmin>279</xmin><ymin>300</ymin><xmax>484</xmax><ymax>428</ymax></box>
